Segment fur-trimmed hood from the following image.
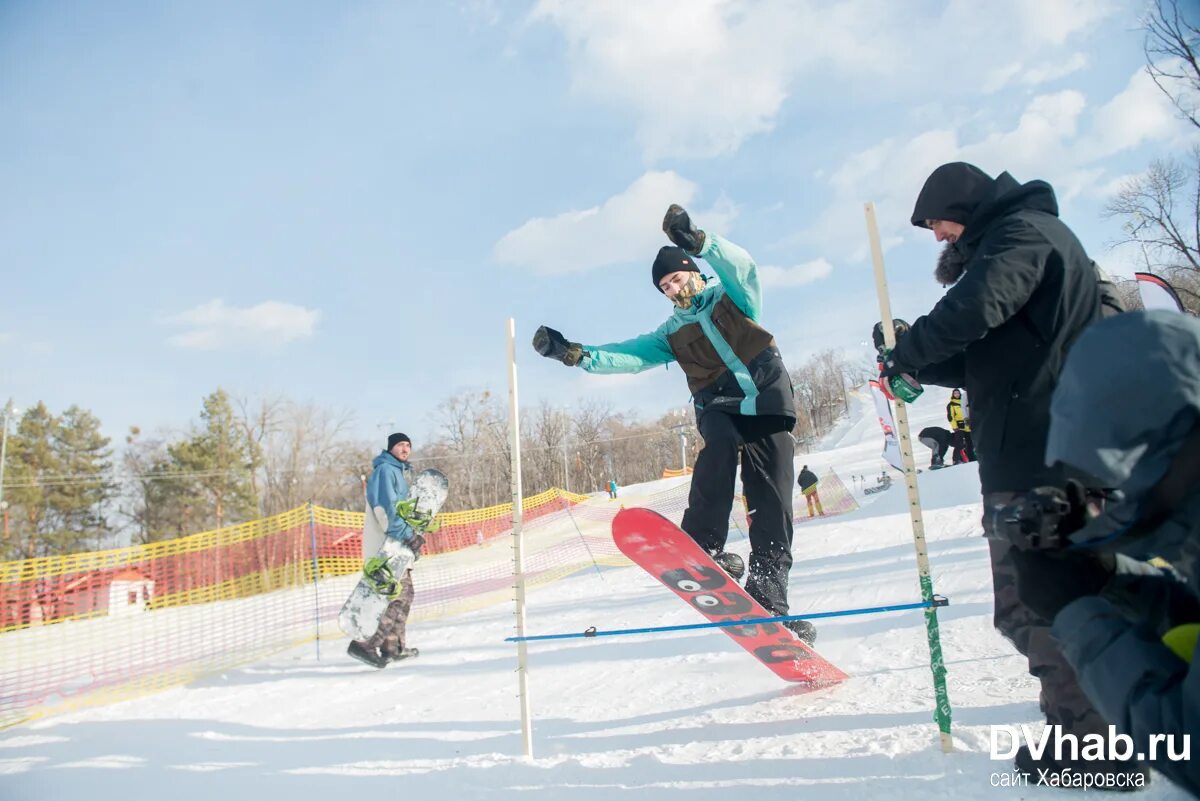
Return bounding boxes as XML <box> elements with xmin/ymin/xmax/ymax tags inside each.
<box><xmin>936</xmin><ymin>243</ymin><xmax>967</xmax><ymax>286</ymax></box>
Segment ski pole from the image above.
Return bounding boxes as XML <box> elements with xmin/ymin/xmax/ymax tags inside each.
<box><xmin>505</xmin><ymin>597</ymin><xmax>949</xmax><ymax>643</ymax></box>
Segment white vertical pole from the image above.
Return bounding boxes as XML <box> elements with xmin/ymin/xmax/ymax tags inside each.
<box><xmin>506</xmin><ymin>319</ymin><xmax>534</xmax><ymax>757</ymax></box>
<box><xmin>864</xmin><ymin>202</ymin><xmax>953</xmax><ymax>753</ymax></box>
<box><xmin>562</xmin><ymin>440</ymin><xmax>570</xmax><ymax>494</ymax></box>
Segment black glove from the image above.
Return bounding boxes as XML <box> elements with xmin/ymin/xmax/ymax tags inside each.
<box><xmin>532</xmin><ymin>325</ymin><xmax>585</xmax><ymax>367</ymax></box>
<box><xmin>876</xmin><ymin>348</ymin><xmax>902</xmax><ymax>379</ymax></box>
<box><xmin>1101</xmin><ymin>572</ymin><xmax>1200</xmax><ymax>638</ymax></box>
<box><xmin>663</xmin><ymin>204</ymin><xmax>706</xmax><ymax>255</ymax></box>
<box><xmin>1010</xmin><ymin>548</ymin><xmax>1116</xmax><ymax>621</ymax></box>
<box><xmin>989</xmin><ymin>481</ymin><xmax>1090</xmax><ymax>550</ymax></box>
<box><xmin>871</xmin><ymin>319</ymin><xmax>911</xmax><ymax>352</ymax></box>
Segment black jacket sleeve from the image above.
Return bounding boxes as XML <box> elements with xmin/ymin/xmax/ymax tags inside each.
<box><xmin>915</xmin><ymin>353</ymin><xmax>966</xmax><ymax>388</ymax></box>
<box><xmin>892</xmin><ymin>218</ymin><xmax>1049</xmax><ymax>372</ymax></box>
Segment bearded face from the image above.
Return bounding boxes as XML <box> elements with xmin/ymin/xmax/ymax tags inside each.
<box><xmin>669</xmin><ymin>273</ymin><xmax>706</xmax><ymax>309</ymax></box>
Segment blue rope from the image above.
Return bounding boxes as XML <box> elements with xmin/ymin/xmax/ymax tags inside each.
<box><xmin>505</xmin><ymin>597</ymin><xmax>948</xmax><ymax>643</ymax></box>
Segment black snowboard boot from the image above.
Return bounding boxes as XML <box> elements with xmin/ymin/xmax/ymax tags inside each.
<box><xmin>784</xmin><ymin>618</ymin><xmax>817</xmax><ymax>645</ymax></box>
<box><xmin>1013</xmin><ymin>744</ymin><xmax>1149</xmax><ymax>791</ymax></box>
<box><xmin>711</xmin><ymin>551</ymin><xmax>745</xmax><ymax>581</ymax></box>
<box><xmin>347</xmin><ymin>641</ymin><xmax>387</xmax><ymax>669</ymax></box>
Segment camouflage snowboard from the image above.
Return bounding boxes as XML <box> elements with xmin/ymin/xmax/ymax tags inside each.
<box><xmin>338</xmin><ymin>468</ymin><xmax>448</xmax><ymax>641</ymax></box>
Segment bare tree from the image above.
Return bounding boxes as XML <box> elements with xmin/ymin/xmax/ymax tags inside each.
<box><xmin>1105</xmin><ymin>148</ymin><xmax>1200</xmax><ymax>273</ymax></box>
<box><xmin>1145</xmin><ymin>0</ymin><xmax>1200</xmax><ymax>131</ymax></box>
<box><xmin>1105</xmin><ymin>1</ymin><xmax>1200</xmax><ymax>290</ymax></box>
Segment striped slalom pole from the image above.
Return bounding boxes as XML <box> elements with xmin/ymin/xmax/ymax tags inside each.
<box><xmin>865</xmin><ymin>201</ymin><xmax>954</xmax><ymax>753</ymax></box>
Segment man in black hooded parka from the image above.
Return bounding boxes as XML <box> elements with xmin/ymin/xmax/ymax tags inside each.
<box><xmin>878</xmin><ymin>163</ymin><xmax>1141</xmax><ymax>782</ymax></box>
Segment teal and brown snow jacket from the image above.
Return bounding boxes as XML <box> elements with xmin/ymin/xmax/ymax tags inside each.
<box><xmin>580</xmin><ymin>234</ymin><xmax>795</xmax><ymax>425</ymax></box>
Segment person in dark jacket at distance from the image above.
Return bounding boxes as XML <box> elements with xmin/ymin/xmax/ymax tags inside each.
<box><xmin>532</xmin><ymin>206</ymin><xmax>813</xmax><ymax>644</ymax></box>
<box><xmin>917</xmin><ymin>426</ymin><xmax>953</xmax><ymax>469</ymax></box>
<box><xmin>797</xmin><ymin>465</ymin><xmax>823</xmax><ymax>517</ymax></box>
<box><xmin>873</xmin><ymin>162</ymin><xmax>1137</xmax><ymax>782</ymax></box>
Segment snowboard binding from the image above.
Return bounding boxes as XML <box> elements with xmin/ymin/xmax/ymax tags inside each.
<box><xmin>395</xmin><ymin>497</ymin><xmax>441</xmax><ymax>534</ymax></box>
<box><xmin>362</xmin><ymin>556</ymin><xmax>400</xmax><ymax>598</ymax></box>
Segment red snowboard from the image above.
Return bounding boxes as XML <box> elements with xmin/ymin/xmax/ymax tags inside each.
<box><xmin>613</xmin><ymin>507</ymin><xmax>847</xmax><ymax>687</ymax></box>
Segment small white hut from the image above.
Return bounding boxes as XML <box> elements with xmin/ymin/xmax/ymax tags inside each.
<box><xmin>107</xmin><ymin>569</ymin><xmax>154</xmax><ymax>616</ymax></box>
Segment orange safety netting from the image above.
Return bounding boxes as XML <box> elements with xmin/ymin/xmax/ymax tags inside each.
<box><xmin>0</xmin><ymin>471</ymin><xmax>858</xmax><ymax>729</ymax></box>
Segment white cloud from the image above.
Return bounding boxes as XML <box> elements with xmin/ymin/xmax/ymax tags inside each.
<box><xmin>165</xmin><ymin>300</ymin><xmax>320</xmax><ymax>350</ymax></box>
<box><xmin>758</xmin><ymin>259</ymin><xmax>833</xmax><ymax>288</ymax></box>
<box><xmin>530</xmin><ymin>0</ymin><xmax>895</xmax><ymax>160</ymax></box>
<box><xmin>1084</xmin><ymin>66</ymin><xmax>1182</xmax><ymax>158</ymax></box>
<box><xmin>800</xmin><ymin>67</ymin><xmax>1184</xmax><ymax>262</ymax></box>
<box><xmin>1011</xmin><ymin>0</ymin><xmax>1115</xmax><ymax>46</ymax></box>
<box><xmin>959</xmin><ymin>90</ymin><xmax>1087</xmax><ymax>176</ymax></box>
<box><xmin>1021</xmin><ymin>53</ymin><xmax>1090</xmax><ymax>86</ymax></box>
<box><xmin>493</xmin><ymin>170</ymin><xmax>734</xmax><ymax>274</ymax></box>
<box><xmin>530</xmin><ymin>0</ymin><xmax>1122</xmax><ymax>161</ymax></box>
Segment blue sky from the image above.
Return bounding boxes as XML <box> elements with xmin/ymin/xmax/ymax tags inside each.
<box><xmin>2</xmin><ymin>0</ymin><xmax>1195</xmax><ymax>448</ymax></box>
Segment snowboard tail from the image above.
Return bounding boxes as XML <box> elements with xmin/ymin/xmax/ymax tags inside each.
<box><xmin>612</xmin><ymin>507</ymin><xmax>846</xmax><ymax>687</ymax></box>
<box><xmin>339</xmin><ymin>468</ymin><xmax>449</xmax><ymax>641</ymax></box>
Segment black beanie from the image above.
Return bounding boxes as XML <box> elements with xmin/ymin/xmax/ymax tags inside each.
<box><xmin>651</xmin><ymin>246</ymin><xmax>700</xmax><ymax>291</ymax></box>
<box><xmin>387</xmin><ymin>432</ymin><xmax>411</xmax><ymax>450</ymax></box>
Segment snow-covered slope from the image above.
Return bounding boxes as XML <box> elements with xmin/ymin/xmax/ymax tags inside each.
<box><xmin>1</xmin><ymin>388</ymin><xmax>1187</xmax><ymax>800</ymax></box>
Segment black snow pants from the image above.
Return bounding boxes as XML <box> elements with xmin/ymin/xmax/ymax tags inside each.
<box><xmin>680</xmin><ymin>411</ymin><xmax>795</xmax><ymax>615</ymax></box>
<box><xmin>983</xmin><ymin>493</ymin><xmax>1108</xmax><ymax>738</ymax></box>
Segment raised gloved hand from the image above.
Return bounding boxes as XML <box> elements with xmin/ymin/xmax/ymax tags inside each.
<box><xmin>532</xmin><ymin>325</ymin><xmax>585</xmax><ymax>367</ymax></box>
<box><xmin>663</xmin><ymin>204</ymin><xmax>706</xmax><ymax>255</ymax></box>
<box><xmin>871</xmin><ymin>318</ymin><xmax>911</xmax><ymax>352</ymax></box>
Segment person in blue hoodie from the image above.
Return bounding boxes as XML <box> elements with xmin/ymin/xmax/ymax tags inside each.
<box><xmin>532</xmin><ymin>205</ymin><xmax>812</xmax><ymax>644</ymax></box>
<box><xmin>992</xmin><ymin>311</ymin><xmax>1200</xmax><ymax>795</ymax></box>
<box><xmin>347</xmin><ymin>432</ymin><xmax>422</xmax><ymax>668</ymax></box>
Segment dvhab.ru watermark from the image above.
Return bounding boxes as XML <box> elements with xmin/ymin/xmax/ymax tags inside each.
<box><xmin>989</xmin><ymin>724</ymin><xmax>1190</xmax><ymax>790</ymax></box>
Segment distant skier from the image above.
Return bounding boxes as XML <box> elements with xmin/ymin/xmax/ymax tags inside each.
<box><xmin>348</xmin><ymin>432</ymin><xmax>422</xmax><ymax>669</ymax></box>
<box><xmin>797</xmin><ymin>465</ymin><xmax>824</xmax><ymax>517</ymax></box>
<box><xmin>608</xmin><ymin>479</ymin><xmax>619</xmax><ymax>499</ymax></box>
<box><xmin>532</xmin><ymin>205</ymin><xmax>813</xmax><ymax>644</ymax></box>
<box><xmin>946</xmin><ymin>389</ymin><xmax>974</xmax><ymax>464</ymax></box>
<box><xmin>917</xmin><ymin>426</ymin><xmax>952</xmax><ymax>469</ymax></box>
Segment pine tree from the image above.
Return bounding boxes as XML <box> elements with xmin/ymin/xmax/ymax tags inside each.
<box><xmin>0</xmin><ymin>402</ymin><xmax>115</xmax><ymax>558</ymax></box>
<box><xmin>3</xmin><ymin>403</ymin><xmax>59</xmax><ymax>558</ymax></box>
<box><xmin>43</xmin><ymin>405</ymin><xmax>115</xmax><ymax>553</ymax></box>
<box><xmin>166</xmin><ymin>389</ymin><xmax>257</xmax><ymax>531</ymax></box>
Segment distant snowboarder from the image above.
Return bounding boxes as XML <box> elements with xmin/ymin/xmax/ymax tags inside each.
<box><xmin>917</xmin><ymin>426</ymin><xmax>953</xmax><ymax>469</ymax></box>
<box><xmin>344</xmin><ymin>433</ymin><xmax>430</xmax><ymax>668</ymax></box>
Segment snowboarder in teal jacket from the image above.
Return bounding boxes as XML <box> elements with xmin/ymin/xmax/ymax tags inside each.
<box><xmin>533</xmin><ymin>205</ymin><xmax>812</xmax><ymax>644</ymax></box>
